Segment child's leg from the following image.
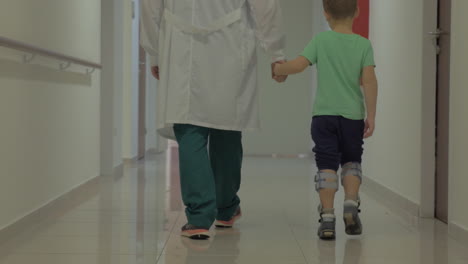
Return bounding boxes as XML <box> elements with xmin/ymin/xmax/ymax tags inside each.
<box><xmin>342</xmin><ymin>163</ymin><xmax>362</xmax><ymax>201</ymax></box>
<box><xmin>311</xmin><ymin>116</ymin><xmax>341</xmax><ymax>206</ymax></box>
<box><xmin>339</xmin><ymin>117</ymin><xmax>365</xmax><ymax>235</ymax></box>
<box><xmin>339</xmin><ymin>118</ymin><xmax>365</xmax><ymax>201</ymax></box>
<box><xmin>311</xmin><ymin>116</ymin><xmax>341</xmax><ymax>239</ymax></box>
<box><xmin>319</xmin><ymin>169</ymin><xmax>338</xmax><ymax>210</ymax></box>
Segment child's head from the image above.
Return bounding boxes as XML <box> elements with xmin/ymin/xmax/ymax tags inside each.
<box><xmin>323</xmin><ymin>0</ymin><xmax>358</xmax><ymax>22</ymax></box>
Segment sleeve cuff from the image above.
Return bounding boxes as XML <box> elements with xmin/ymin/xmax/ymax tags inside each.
<box><xmin>271</xmin><ymin>50</ymin><xmax>286</xmax><ymax>63</ymax></box>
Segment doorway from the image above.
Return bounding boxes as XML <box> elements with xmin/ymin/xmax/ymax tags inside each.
<box><xmin>138</xmin><ymin>43</ymin><xmax>146</xmax><ymax>160</ymax></box>
<box><xmin>434</xmin><ymin>0</ymin><xmax>451</xmax><ymax>223</ymax></box>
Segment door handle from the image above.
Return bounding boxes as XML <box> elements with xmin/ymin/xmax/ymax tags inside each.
<box><xmin>428</xmin><ymin>28</ymin><xmax>448</xmax><ymax>38</ymax></box>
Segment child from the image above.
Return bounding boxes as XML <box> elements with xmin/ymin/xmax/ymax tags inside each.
<box><xmin>274</xmin><ymin>0</ymin><xmax>378</xmax><ymax>240</ymax></box>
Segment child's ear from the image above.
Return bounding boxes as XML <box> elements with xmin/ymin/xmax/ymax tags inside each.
<box><xmin>324</xmin><ymin>11</ymin><xmax>331</xmax><ymax>21</ymax></box>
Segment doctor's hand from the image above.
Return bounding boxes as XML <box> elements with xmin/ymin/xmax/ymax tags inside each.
<box><xmin>151</xmin><ymin>66</ymin><xmax>160</xmax><ymax>80</ymax></box>
<box><xmin>271</xmin><ymin>61</ymin><xmax>288</xmax><ymax>83</ymax></box>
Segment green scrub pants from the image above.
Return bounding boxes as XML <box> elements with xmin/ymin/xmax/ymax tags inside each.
<box><xmin>173</xmin><ymin>124</ymin><xmax>242</xmax><ymax>229</ymax></box>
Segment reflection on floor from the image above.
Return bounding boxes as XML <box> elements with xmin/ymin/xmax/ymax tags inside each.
<box><xmin>0</xmin><ymin>148</ymin><xmax>467</xmax><ymax>264</ymax></box>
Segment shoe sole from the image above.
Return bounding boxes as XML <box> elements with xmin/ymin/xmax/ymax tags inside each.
<box><xmin>318</xmin><ymin>230</ymin><xmax>336</xmax><ymax>240</ymax></box>
<box><xmin>343</xmin><ymin>213</ymin><xmax>362</xmax><ymax>235</ymax></box>
<box><xmin>215</xmin><ymin>214</ymin><xmax>242</xmax><ymax>228</ymax></box>
<box><xmin>181</xmin><ymin>230</ymin><xmax>210</xmax><ymax>240</ymax></box>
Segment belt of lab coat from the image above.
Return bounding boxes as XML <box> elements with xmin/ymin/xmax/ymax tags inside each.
<box><xmin>163</xmin><ymin>8</ymin><xmax>243</xmax><ymax>35</ymax></box>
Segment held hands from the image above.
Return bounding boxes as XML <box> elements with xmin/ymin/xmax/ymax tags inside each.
<box><xmin>271</xmin><ymin>60</ymin><xmax>288</xmax><ymax>83</ymax></box>
<box><xmin>153</xmin><ymin>63</ymin><xmax>288</xmax><ymax>83</ymax></box>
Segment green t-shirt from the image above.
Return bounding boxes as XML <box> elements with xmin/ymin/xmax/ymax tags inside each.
<box><xmin>301</xmin><ymin>31</ymin><xmax>375</xmax><ymax>120</ymax></box>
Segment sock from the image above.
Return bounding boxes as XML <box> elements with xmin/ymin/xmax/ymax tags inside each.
<box><xmin>344</xmin><ymin>200</ymin><xmax>359</xmax><ymax>207</ymax></box>
<box><xmin>322</xmin><ymin>208</ymin><xmax>335</xmax><ymax>215</ymax></box>
<box><xmin>345</xmin><ymin>194</ymin><xmax>359</xmax><ymax>202</ymax></box>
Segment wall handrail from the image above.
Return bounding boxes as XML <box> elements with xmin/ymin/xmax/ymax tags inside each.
<box><xmin>0</xmin><ymin>36</ymin><xmax>102</xmax><ymax>70</ymax></box>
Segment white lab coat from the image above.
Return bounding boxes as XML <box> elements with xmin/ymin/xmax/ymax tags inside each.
<box><xmin>140</xmin><ymin>0</ymin><xmax>285</xmax><ymax>139</ymax></box>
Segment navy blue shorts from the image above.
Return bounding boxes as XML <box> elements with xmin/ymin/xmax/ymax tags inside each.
<box><xmin>311</xmin><ymin>116</ymin><xmax>365</xmax><ymax>171</ymax></box>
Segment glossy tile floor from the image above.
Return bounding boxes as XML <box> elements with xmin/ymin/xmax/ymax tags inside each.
<box><xmin>1</xmin><ymin>147</ymin><xmax>467</xmax><ymax>264</ymax></box>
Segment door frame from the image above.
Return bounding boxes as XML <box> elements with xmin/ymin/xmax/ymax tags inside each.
<box><xmin>435</xmin><ymin>0</ymin><xmax>451</xmax><ymax>223</ymax></box>
<box><xmin>353</xmin><ymin>0</ymin><xmax>370</xmax><ymax>38</ymax></box>
<box><xmin>138</xmin><ymin>42</ymin><xmax>146</xmax><ymax>160</ymax></box>
<box><xmin>419</xmin><ymin>0</ymin><xmax>439</xmax><ymax>218</ymax></box>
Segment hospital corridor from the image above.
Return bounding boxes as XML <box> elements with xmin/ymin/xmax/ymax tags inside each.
<box><xmin>1</xmin><ymin>0</ymin><xmax>468</xmax><ymax>263</ymax></box>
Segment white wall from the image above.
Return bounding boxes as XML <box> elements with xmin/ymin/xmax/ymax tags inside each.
<box><xmin>101</xmin><ymin>0</ymin><xmax>125</xmax><ymax>173</ymax></box>
<box><xmin>243</xmin><ymin>0</ymin><xmax>315</xmax><ymax>155</ymax></box>
<box><xmin>364</xmin><ymin>0</ymin><xmax>430</xmax><ymax>205</ymax></box>
<box><xmin>449</xmin><ymin>0</ymin><xmax>468</xmax><ymax>232</ymax></box>
<box><xmin>0</xmin><ymin>0</ymin><xmax>101</xmax><ymax>229</ymax></box>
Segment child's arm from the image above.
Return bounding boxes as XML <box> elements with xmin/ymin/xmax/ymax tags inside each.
<box><xmin>274</xmin><ymin>56</ymin><xmax>310</xmax><ymax>76</ymax></box>
<box><xmin>362</xmin><ymin>66</ymin><xmax>378</xmax><ymax>138</ymax></box>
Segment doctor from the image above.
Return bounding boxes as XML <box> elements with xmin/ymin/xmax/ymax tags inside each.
<box><xmin>140</xmin><ymin>0</ymin><xmax>286</xmax><ymax>239</ymax></box>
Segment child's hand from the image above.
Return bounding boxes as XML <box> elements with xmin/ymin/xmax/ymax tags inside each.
<box><xmin>364</xmin><ymin>118</ymin><xmax>375</xmax><ymax>138</ymax></box>
<box><xmin>271</xmin><ymin>61</ymin><xmax>288</xmax><ymax>83</ymax></box>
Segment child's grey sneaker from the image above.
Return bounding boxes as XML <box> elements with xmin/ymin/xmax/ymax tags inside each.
<box><xmin>318</xmin><ymin>213</ymin><xmax>336</xmax><ymax>240</ymax></box>
<box><xmin>343</xmin><ymin>200</ymin><xmax>362</xmax><ymax>235</ymax></box>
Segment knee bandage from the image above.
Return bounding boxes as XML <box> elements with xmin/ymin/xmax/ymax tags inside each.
<box><xmin>341</xmin><ymin>162</ymin><xmax>362</xmax><ymax>185</ymax></box>
<box><xmin>315</xmin><ymin>171</ymin><xmax>339</xmax><ymax>192</ymax></box>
